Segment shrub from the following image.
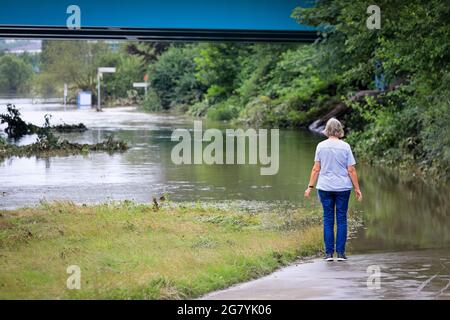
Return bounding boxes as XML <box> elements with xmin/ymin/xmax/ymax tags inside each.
<box><xmin>206</xmin><ymin>102</ymin><xmax>240</xmax><ymax>121</ymax></box>
<box><xmin>142</xmin><ymin>88</ymin><xmax>163</xmax><ymax>112</ymax></box>
<box><xmin>239</xmin><ymin>96</ymin><xmax>273</xmax><ymax>127</ymax></box>
<box><xmin>187</xmin><ymin>100</ymin><xmax>210</xmax><ymax>117</ymax></box>
<box><xmin>98</xmin><ymin>51</ymin><xmax>145</xmax><ymax>102</ymax></box>
<box><xmin>0</xmin><ymin>54</ymin><xmax>33</xmax><ymax>94</ymax></box>
<box><xmin>148</xmin><ymin>45</ymin><xmax>205</xmax><ymax>110</ymax></box>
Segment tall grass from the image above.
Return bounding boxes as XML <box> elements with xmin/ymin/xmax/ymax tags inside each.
<box><xmin>0</xmin><ymin>201</ymin><xmax>323</xmax><ymax>299</ymax></box>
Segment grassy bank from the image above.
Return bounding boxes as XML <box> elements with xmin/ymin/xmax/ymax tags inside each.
<box><xmin>0</xmin><ymin>201</ymin><xmax>326</xmax><ymax>299</ymax></box>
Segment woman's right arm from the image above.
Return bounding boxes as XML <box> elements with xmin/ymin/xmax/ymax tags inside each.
<box><xmin>348</xmin><ymin>165</ymin><xmax>362</xmax><ymax>201</ymax></box>
<box><xmin>304</xmin><ymin>161</ymin><xmax>320</xmax><ymax>198</ymax></box>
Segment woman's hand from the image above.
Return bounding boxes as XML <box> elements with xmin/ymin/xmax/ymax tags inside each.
<box><xmin>304</xmin><ymin>187</ymin><xmax>312</xmax><ymax>198</ymax></box>
<box><xmin>355</xmin><ymin>189</ymin><xmax>363</xmax><ymax>201</ymax></box>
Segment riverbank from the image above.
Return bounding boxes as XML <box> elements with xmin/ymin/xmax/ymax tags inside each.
<box><xmin>0</xmin><ymin>201</ymin><xmax>327</xmax><ymax>299</ymax></box>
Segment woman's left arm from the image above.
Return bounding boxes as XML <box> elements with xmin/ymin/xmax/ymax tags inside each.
<box><xmin>304</xmin><ymin>161</ymin><xmax>320</xmax><ymax>198</ymax></box>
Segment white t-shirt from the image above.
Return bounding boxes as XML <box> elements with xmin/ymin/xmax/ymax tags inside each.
<box><xmin>314</xmin><ymin>139</ymin><xmax>356</xmax><ymax>192</ymax></box>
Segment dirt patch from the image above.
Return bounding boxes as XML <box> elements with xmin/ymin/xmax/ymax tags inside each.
<box><xmin>0</xmin><ymin>219</ymin><xmax>14</xmax><ymax>229</ymax></box>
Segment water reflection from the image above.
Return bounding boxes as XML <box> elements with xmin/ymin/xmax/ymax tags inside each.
<box><xmin>352</xmin><ymin>165</ymin><xmax>450</xmax><ymax>252</ymax></box>
<box><xmin>203</xmin><ymin>249</ymin><xmax>450</xmax><ymax>300</ymax></box>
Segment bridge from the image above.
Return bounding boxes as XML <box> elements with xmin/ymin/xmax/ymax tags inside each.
<box><xmin>0</xmin><ymin>0</ymin><xmax>317</xmax><ymax>42</ymax></box>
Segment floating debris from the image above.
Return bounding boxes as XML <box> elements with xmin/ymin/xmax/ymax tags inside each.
<box><xmin>0</xmin><ymin>136</ymin><xmax>128</xmax><ymax>160</ymax></box>
<box><xmin>1</xmin><ymin>104</ymin><xmax>87</xmax><ymax>140</ymax></box>
<box><xmin>51</xmin><ymin>122</ymin><xmax>87</xmax><ymax>133</ymax></box>
<box><xmin>0</xmin><ymin>104</ymin><xmax>32</xmax><ymax>139</ymax></box>
<box><xmin>0</xmin><ymin>104</ymin><xmax>128</xmax><ymax>160</ymax></box>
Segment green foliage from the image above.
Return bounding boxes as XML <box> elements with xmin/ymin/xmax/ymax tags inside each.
<box><xmin>124</xmin><ymin>42</ymin><xmax>170</xmax><ymax>64</ymax></box>
<box><xmin>0</xmin><ymin>135</ymin><xmax>128</xmax><ymax>160</ymax></box>
<box><xmin>187</xmin><ymin>100</ymin><xmax>210</xmax><ymax>117</ymax></box>
<box><xmin>0</xmin><ymin>201</ymin><xmax>323</xmax><ymax>299</ymax></box>
<box><xmin>347</xmin><ymin>83</ymin><xmax>450</xmax><ymax>180</ymax></box>
<box><xmin>142</xmin><ymin>88</ymin><xmax>163</xmax><ymax>112</ymax></box>
<box><xmin>239</xmin><ymin>96</ymin><xmax>274</xmax><ymax>127</ymax></box>
<box><xmin>293</xmin><ymin>0</ymin><xmax>450</xmax><ymax>180</ymax></box>
<box><xmin>419</xmin><ymin>90</ymin><xmax>450</xmax><ymax>179</ymax></box>
<box><xmin>0</xmin><ymin>104</ymin><xmax>87</xmax><ymax>140</ymax></box>
<box><xmin>147</xmin><ymin>42</ymin><xmax>330</xmax><ymax>128</ymax></box>
<box><xmin>147</xmin><ymin>44</ymin><xmax>205</xmax><ymax>110</ymax></box>
<box><xmin>17</xmin><ymin>52</ymin><xmax>40</xmax><ymax>71</ymax></box>
<box><xmin>232</xmin><ymin>44</ymin><xmax>338</xmax><ymax>128</ymax></box>
<box><xmin>38</xmin><ymin>40</ymin><xmax>107</xmax><ymax>94</ymax></box>
<box><xmin>33</xmin><ymin>72</ymin><xmax>57</xmax><ymax>97</ymax></box>
<box><xmin>265</xmin><ymin>46</ymin><xmax>327</xmax><ymax>100</ymax></box>
<box><xmin>292</xmin><ymin>1</ymin><xmax>379</xmax><ymax>89</ymax></box>
<box><xmin>35</xmin><ymin>41</ymin><xmax>145</xmax><ymax>103</ymax></box>
<box><xmin>0</xmin><ymin>135</ymin><xmax>5</xmax><ymax>147</ymax></box>
<box><xmin>96</xmin><ymin>49</ymin><xmax>145</xmax><ymax>103</ymax></box>
<box><xmin>13</xmin><ymin>0</ymin><xmax>444</xmax><ymax>181</ymax></box>
<box><xmin>0</xmin><ymin>105</ymin><xmax>126</xmax><ymax>160</ymax></box>
<box><xmin>0</xmin><ymin>104</ymin><xmax>32</xmax><ymax>139</ymax></box>
<box><xmin>0</xmin><ymin>54</ymin><xmax>33</xmax><ymax>94</ymax></box>
<box><xmin>37</xmin><ymin>114</ymin><xmax>59</xmax><ymax>147</ymax></box>
<box><xmin>194</xmin><ymin>43</ymin><xmax>247</xmax><ymax>101</ymax></box>
<box><xmin>206</xmin><ymin>99</ymin><xmax>241</xmax><ymax>121</ymax></box>
<box><xmin>236</xmin><ymin>44</ymin><xmax>290</xmax><ymax>104</ymax></box>
<box><xmin>238</xmin><ymin>45</ymin><xmax>338</xmax><ymax>127</ymax></box>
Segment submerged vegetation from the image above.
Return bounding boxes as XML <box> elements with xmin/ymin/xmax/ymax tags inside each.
<box><xmin>48</xmin><ymin>122</ymin><xmax>87</xmax><ymax>133</ymax></box>
<box><xmin>0</xmin><ymin>200</ymin><xmax>357</xmax><ymax>299</ymax></box>
<box><xmin>0</xmin><ymin>104</ymin><xmax>87</xmax><ymax>139</ymax></box>
<box><xmin>0</xmin><ymin>104</ymin><xmax>128</xmax><ymax>159</ymax></box>
<box><xmin>0</xmin><ymin>135</ymin><xmax>128</xmax><ymax>160</ymax></box>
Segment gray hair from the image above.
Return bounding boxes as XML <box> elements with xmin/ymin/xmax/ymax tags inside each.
<box><xmin>323</xmin><ymin>118</ymin><xmax>344</xmax><ymax>138</ymax></box>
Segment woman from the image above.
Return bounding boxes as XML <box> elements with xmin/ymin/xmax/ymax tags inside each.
<box><xmin>304</xmin><ymin>118</ymin><xmax>362</xmax><ymax>261</ymax></box>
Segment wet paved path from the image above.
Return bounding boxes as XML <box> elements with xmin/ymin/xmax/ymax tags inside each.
<box><xmin>202</xmin><ymin>250</ymin><xmax>450</xmax><ymax>300</ymax></box>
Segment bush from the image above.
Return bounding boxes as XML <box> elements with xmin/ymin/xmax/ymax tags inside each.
<box><xmin>346</xmin><ymin>84</ymin><xmax>449</xmax><ymax>181</ymax></box>
<box><xmin>194</xmin><ymin>43</ymin><xmax>245</xmax><ymax>99</ymax></box>
<box><xmin>0</xmin><ymin>54</ymin><xmax>33</xmax><ymax>94</ymax></box>
<box><xmin>206</xmin><ymin>101</ymin><xmax>240</xmax><ymax>121</ymax></box>
<box><xmin>148</xmin><ymin>45</ymin><xmax>205</xmax><ymax>110</ymax></box>
<box><xmin>33</xmin><ymin>72</ymin><xmax>57</xmax><ymax>97</ymax></box>
<box><xmin>95</xmin><ymin>50</ymin><xmax>145</xmax><ymax>104</ymax></box>
<box><xmin>239</xmin><ymin>96</ymin><xmax>273</xmax><ymax>127</ymax></box>
<box><xmin>264</xmin><ymin>46</ymin><xmax>328</xmax><ymax>101</ymax></box>
<box><xmin>187</xmin><ymin>100</ymin><xmax>210</xmax><ymax>117</ymax></box>
<box><xmin>417</xmin><ymin>86</ymin><xmax>450</xmax><ymax>180</ymax></box>
<box><xmin>0</xmin><ymin>135</ymin><xmax>6</xmax><ymax>147</ymax></box>
<box><xmin>142</xmin><ymin>88</ymin><xmax>163</xmax><ymax>112</ymax></box>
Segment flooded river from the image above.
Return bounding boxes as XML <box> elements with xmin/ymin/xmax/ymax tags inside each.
<box><xmin>1</xmin><ymin>101</ymin><xmax>449</xmax><ymax>299</ymax></box>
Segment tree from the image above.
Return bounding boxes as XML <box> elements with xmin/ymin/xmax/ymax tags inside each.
<box><xmin>125</xmin><ymin>42</ymin><xmax>170</xmax><ymax>64</ymax></box>
<box><xmin>146</xmin><ymin>44</ymin><xmax>206</xmax><ymax>110</ymax></box>
<box><xmin>0</xmin><ymin>54</ymin><xmax>33</xmax><ymax>94</ymax></box>
<box><xmin>17</xmin><ymin>52</ymin><xmax>40</xmax><ymax>72</ymax></box>
<box><xmin>292</xmin><ymin>0</ymin><xmax>450</xmax><ymax>179</ymax></box>
<box><xmin>94</xmin><ymin>48</ymin><xmax>145</xmax><ymax>101</ymax></box>
<box><xmin>36</xmin><ymin>41</ymin><xmax>147</xmax><ymax>103</ymax></box>
<box><xmin>36</xmin><ymin>40</ymin><xmax>109</xmax><ymax>97</ymax></box>
<box><xmin>194</xmin><ymin>43</ymin><xmax>250</xmax><ymax>102</ymax></box>
<box><xmin>292</xmin><ymin>0</ymin><xmax>450</xmax><ymax>90</ymax></box>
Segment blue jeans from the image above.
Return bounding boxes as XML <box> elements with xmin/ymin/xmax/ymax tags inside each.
<box><xmin>318</xmin><ymin>189</ymin><xmax>351</xmax><ymax>255</ymax></box>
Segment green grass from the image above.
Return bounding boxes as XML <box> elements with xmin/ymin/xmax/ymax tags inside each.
<box><xmin>0</xmin><ymin>201</ymin><xmax>324</xmax><ymax>299</ymax></box>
